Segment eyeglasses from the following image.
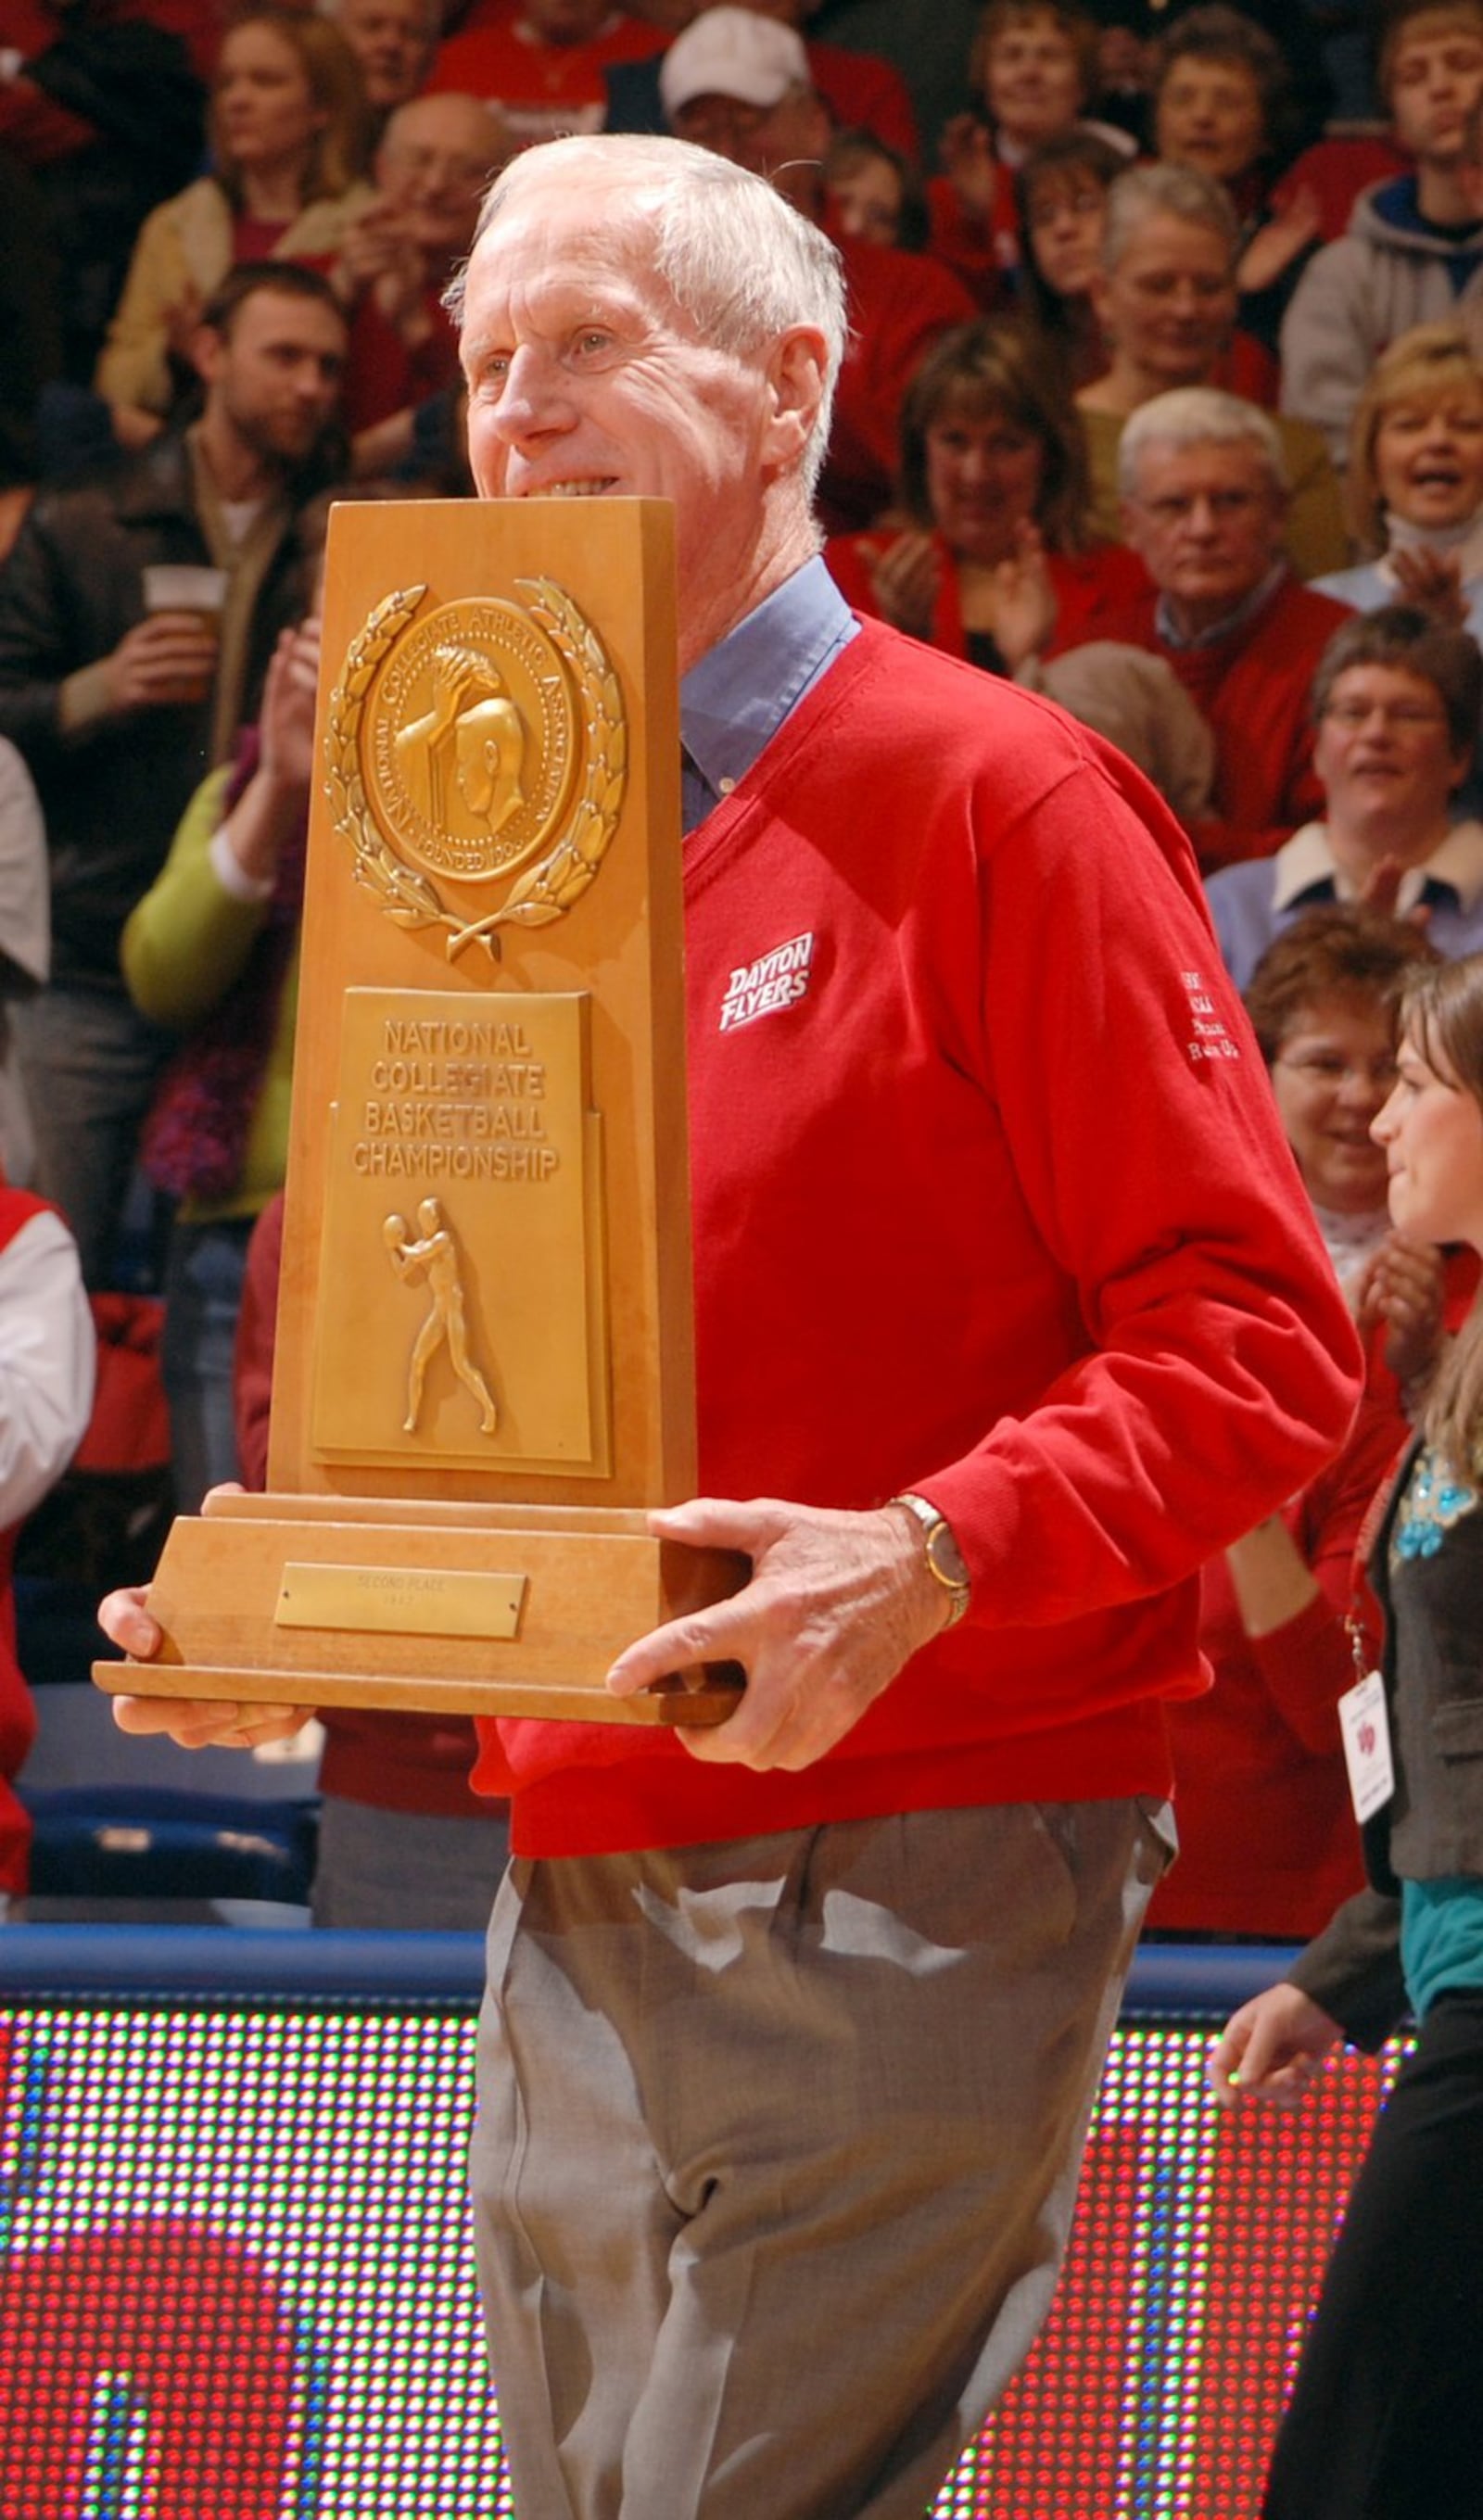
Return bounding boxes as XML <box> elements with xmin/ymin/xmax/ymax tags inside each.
<box><xmin>1322</xmin><ymin>700</ymin><xmax>1449</xmax><ymax>731</ymax></box>
<box><xmin>1028</xmin><ymin>188</ymin><xmax>1105</xmax><ymax>227</ymax></box>
<box><xmin>1274</xmin><ymin>1050</ymin><xmax>1399</xmax><ymax>1090</ymax></box>
<box><xmin>1132</xmin><ymin>489</ymin><xmax>1266</xmax><ymax>526</ymax></box>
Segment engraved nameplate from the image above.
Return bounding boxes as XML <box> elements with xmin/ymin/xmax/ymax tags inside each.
<box><xmin>274</xmin><ymin>1563</ymin><xmax>527</xmax><ymax>1640</ymax></box>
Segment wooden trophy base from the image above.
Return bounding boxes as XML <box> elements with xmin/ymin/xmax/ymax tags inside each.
<box><xmin>93</xmin><ymin>1491</ymin><xmax>748</xmax><ymax>1727</ymax></box>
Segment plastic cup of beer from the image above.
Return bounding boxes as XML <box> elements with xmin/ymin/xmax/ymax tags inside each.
<box><xmin>142</xmin><ymin>564</ymin><xmax>228</xmax><ymax>703</ymax></box>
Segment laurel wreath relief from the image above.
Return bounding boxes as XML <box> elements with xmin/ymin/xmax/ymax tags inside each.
<box><xmin>324</xmin><ymin>577</ymin><xmax>628</xmax><ymax>963</ymax></box>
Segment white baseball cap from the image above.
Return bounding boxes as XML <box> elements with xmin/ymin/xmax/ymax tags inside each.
<box><xmin>660</xmin><ymin>7</ymin><xmax>811</xmax><ymax>120</ymax></box>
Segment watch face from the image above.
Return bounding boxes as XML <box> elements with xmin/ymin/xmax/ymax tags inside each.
<box><xmin>924</xmin><ymin>1521</ymin><xmax>966</xmax><ymax>1586</ymax></box>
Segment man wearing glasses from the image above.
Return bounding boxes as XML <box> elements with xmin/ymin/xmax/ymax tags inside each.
<box><xmin>1092</xmin><ymin>387</ymin><xmax>1353</xmax><ymax>873</ymax></box>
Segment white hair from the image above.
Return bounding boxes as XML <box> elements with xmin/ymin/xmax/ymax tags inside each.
<box><xmin>1101</xmin><ymin>160</ymin><xmax>1239</xmax><ymax>275</ymax></box>
<box><xmin>1119</xmin><ymin>386</ymin><xmax>1289</xmax><ymax>500</ymax></box>
<box><xmin>444</xmin><ymin>133</ymin><xmax>848</xmax><ymax>499</ymax></box>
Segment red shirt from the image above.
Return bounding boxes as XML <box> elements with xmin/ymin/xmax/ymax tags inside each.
<box><xmin>425</xmin><ymin>6</ymin><xmax>666</xmax><ymax>142</ymax></box>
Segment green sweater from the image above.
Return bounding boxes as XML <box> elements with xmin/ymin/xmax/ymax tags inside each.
<box><xmin>120</xmin><ymin>760</ymin><xmax>299</xmax><ymax>1225</ymax></box>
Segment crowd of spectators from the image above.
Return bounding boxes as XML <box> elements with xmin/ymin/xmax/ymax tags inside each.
<box><xmin>0</xmin><ymin>0</ymin><xmax>1480</xmax><ymax>1933</ymax></box>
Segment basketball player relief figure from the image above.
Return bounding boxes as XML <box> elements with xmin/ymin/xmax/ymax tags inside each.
<box><xmin>383</xmin><ymin>1197</ymin><xmax>499</xmax><ymax>1437</ymax></box>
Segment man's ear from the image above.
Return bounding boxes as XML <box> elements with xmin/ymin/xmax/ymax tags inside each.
<box><xmin>762</xmin><ymin>323</ymin><xmax>830</xmax><ymax>477</ymax></box>
<box><xmin>190</xmin><ymin>322</ymin><xmax>226</xmax><ymax>394</ymax></box>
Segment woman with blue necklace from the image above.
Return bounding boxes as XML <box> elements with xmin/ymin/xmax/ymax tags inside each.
<box><xmin>1211</xmin><ymin>947</ymin><xmax>1483</xmax><ymax>2518</ymax></box>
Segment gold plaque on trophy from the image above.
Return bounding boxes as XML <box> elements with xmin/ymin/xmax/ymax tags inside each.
<box><xmin>312</xmin><ymin>986</ymin><xmax>609</xmax><ymax>1474</ymax></box>
<box><xmin>95</xmin><ymin>500</ymin><xmax>745</xmax><ymax>1727</ymax></box>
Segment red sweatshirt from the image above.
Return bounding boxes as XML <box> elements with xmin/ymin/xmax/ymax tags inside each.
<box><xmin>471</xmin><ymin>620</ymin><xmax>1362</xmax><ymax>1857</ymax></box>
<box><xmin>1090</xmin><ymin>574</ymin><xmax>1353</xmax><ymax>873</ymax></box>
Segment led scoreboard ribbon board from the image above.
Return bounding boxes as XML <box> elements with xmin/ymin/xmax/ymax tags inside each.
<box><xmin>0</xmin><ymin>1936</ymin><xmax>1402</xmax><ymax>2520</ymax></box>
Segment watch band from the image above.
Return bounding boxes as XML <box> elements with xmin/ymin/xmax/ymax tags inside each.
<box><xmin>887</xmin><ymin>1491</ymin><xmax>970</xmax><ymax>1627</ymax></box>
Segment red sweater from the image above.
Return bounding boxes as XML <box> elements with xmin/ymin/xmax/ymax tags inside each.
<box><xmin>471</xmin><ymin>620</ymin><xmax>1361</xmax><ymax>1856</ymax></box>
<box><xmin>425</xmin><ymin>7</ymin><xmax>665</xmax><ymax>142</ymax></box>
<box><xmin>1089</xmin><ymin>574</ymin><xmax>1352</xmax><ymax>873</ymax></box>
<box><xmin>1153</xmin><ymin>1388</ymin><xmax>1405</xmax><ymax>1939</ymax></box>
<box><xmin>824</xmin><ymin>529</ymin><xmax>1149</xmax><ymax>660</ymax></box>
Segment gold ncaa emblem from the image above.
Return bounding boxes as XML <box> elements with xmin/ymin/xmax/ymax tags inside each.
<box><xmin>326</xmin><ymin>577</ymin><xmax>627</xmax><ymax>961</ymax></box>
<box><xmin>369</xmin><ymin>597</ymin><xmax>574</xmax><ymax>882</ymax></box>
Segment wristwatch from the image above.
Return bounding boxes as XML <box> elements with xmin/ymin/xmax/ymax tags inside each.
<box><xmin>888</xmin><ymin>1492</ymin><xmax>970</xmax><ymax>1627</ymax></box>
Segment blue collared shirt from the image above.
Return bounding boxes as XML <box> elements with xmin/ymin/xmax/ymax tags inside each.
<box><xmin>1206</xmin><ymin>816</ymin><xmax>1483</xmax><ymax>992</ymax></box>
<box><xmin>678</xmin><ymin>556</ymin><xmax>857</xmax><ymax>835</ymax></box>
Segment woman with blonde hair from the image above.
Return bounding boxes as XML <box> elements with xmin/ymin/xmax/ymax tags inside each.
<box><xmin>96</xmin><ymin>8</ymin><xmax>375</xmax><ymax>441</ymax></box>
<box><xmin>1316</xmin><ymin>322</ymin><xmax>1483</xmax><ymax>651</ymax></box>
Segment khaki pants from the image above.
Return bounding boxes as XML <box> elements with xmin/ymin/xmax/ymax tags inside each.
<box><xmin>471</xmin><ymin>1797</ymin><xmax>1172</xmax><ymax>2520</ymax></box>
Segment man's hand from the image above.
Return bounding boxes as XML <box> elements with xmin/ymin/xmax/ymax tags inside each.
<box><xmin>1207</xmin><ymin>1982</ymin><xmax>1343</xmax><ymax>2110</ymax></box>
<box><xmin>98</xmin><ymin>1582</ymin><xmax>313</xmax><ymax>1752</ymax></box>
<box><xmin>605</xmin><ymin>1497</ymin><xmax>954</xmax><ymax>1772</ymax></box>
<box><xmin>102</xmin><ymin>613</ymin><xmax>219</xmax><ymax>714</ymax></box>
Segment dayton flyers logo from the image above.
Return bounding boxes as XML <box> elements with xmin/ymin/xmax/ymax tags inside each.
<box><xmin>717</xmin><ymin>932</ymin><xmax>816</xmax><ymax>1032</ymax></box>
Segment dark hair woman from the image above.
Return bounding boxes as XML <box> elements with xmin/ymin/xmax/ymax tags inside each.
<box><xmin>825</xmin><ymin>318</ymin><xmax>1145</xmax><ymax>669</ymax></box>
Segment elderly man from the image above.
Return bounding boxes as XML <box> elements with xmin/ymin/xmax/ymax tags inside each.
<box><xmin>1209</xmin><ymin>605</ymin><xmax>1483</xmax><ymax>989</ymax></box>
<box><xmin>654</xmin><ymin>6</ymin><xmax>974</xmax><ymax>528</ymax></box>
<box><xmin>331</xmin><ymin>0</ymin><xmax>440</xmax><ymax>125</ymax></box>
<box><xmin>1088</xmin><ymin>386</ymin><xmax>1353</xmax><ymax>873</ymax></box>
<box><xmin>0</xmin><ymin>261</ymin><xmax>346</xmax><ymax>1284</ymax></box>
<box><xmin>105</xmin><ymin>135</ymin><xmax>1360</xmax><ymax>2519</ymax></box>
<box><xmin>336</xmin><ymin>90</ymin><xmax>511</xmax><ymax>469</ymax></box>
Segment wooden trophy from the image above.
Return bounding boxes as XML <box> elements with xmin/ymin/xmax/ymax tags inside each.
<box><xmin>95</xmin><ymin>500</ymin><xmax>745</xmax><ymax>1726</ymax></box>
